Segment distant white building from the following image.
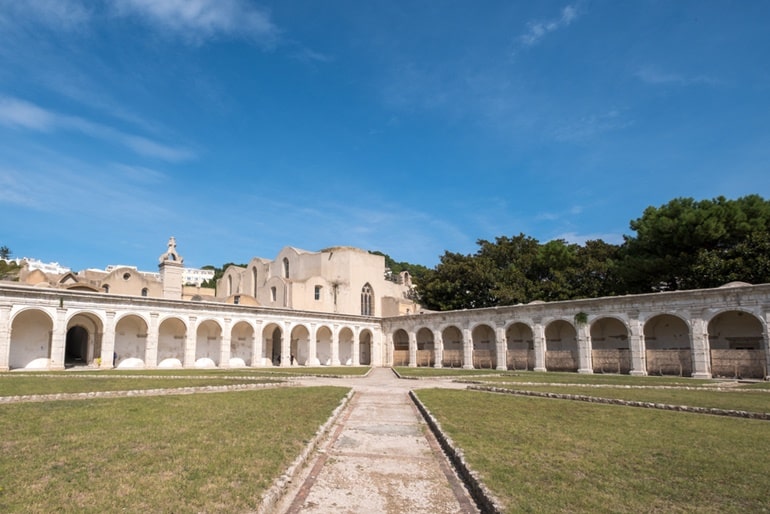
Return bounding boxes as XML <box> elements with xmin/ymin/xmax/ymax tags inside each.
<box><xmin>15</xmin><ymin>258</ymin><xmax>72</xmax><ymax>275</ymax></box>
<box><xmin>182</xmin><ymin>267</ymin><xmax>215</xmax><ymax>286</ymax></box>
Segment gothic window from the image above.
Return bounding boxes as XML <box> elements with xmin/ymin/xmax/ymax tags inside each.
<box><xmin>361</xmin><ymin>283</ymin><xmax>373</xmax><ymax>316</ymax></box>
<box><xmin>283</xmin><ymin>257</ymin><xmax>290</xmax><ymax>279</ymax></box>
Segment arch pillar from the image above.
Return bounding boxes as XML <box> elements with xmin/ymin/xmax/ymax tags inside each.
<box><xmin>352</xmin><ymin>326</ymin><xmax>360</xmax><ymax>366</ymax></box>
<box><xmin>462</xmin><ymin>328</ymin><xmax>473</xmax><ymax>369</ymax></box>
<box><xmin>0</xmin><ymin>305</ymin><xmax>11</xmax><ymax>371</ymax></box>
<box><xmin>433</xmin><ymin>331</ymin><xmax>444</xmax><ymax>369</ymax></box>
<box><xmin>100</xmin><ymin>311</ymin><xmax>117</xmax><ymax>369</ymax></box>
<box><xmin>628</xmin><ymin>316</ymin><xmax>647</xmax><ymax>376</ymax></box>
<box><xmin>220</xmin><ymin>317</ymin><xmax>232</xmax><ymax>369</ymax></box>
<box><xmin>577</xmin><ymin>322</ymin><xmax>593</xmax><ymax>374</ymax></box>
<box><xmin>407</xmin><ymin>330</ymin><xmax>417</xmax><ymax>367</ymax></box>
<box><xmin>144</xmin><ymin>312</ymin><xmax>159</xmax><ymax>369</ymax></box>
<box><xmin>764</xmin><ymin>311</ymin><xmax>770</xmax><ymax>380</ymax></box>
<box><xmin>533</xmin><ymin>321</ymin><xmax>546</xmax><ymax>372</ymax></box>
<box><xmin>184</xmin><ymin>316</ymin><xmax>196</xmax><ymax>368</ymax></box>
<box><xmin>252</xmin><ymin>321</ymin><xmax>264</xmax><ymax>368</ymax></box>
<box><xmin>385</xmin><ymin>331</ymin><xmax>394</xmax><ymax>367</ymax></box>
<box><xmin>495</xmin><ymin>324</ymin><xmax>507</xmax><ymax>371</ymax></box>
<box><xmin>690</xmin><ymin>316</ymin><xmax>712</xmax><ymax>379</ymax></box>
<box><xmin>281</xmin><ymin>321</ymin><xmax>292</xmax><ymax>367</ymax></box>
<box><xmin>307</xmin><ymin>323</ymin><xmax>319</xmax><ymax>366</ymax></box>
<box><xmin>331</xmin><ymin>324</ymin><xmax>341</xmax><ymax>366</ymax></box>
<box><xmin>50</xmin><ymin>308</ymin><xmax>66</xmax><ymax>371</ymax></box>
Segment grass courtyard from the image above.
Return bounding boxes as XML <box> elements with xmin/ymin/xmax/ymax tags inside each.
<box><xmin>1</xmin><ymin>368</ymin><xmax>769</xmax><ymax>512</ymax></box>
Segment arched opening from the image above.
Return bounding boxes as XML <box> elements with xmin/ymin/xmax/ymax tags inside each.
<box><xmin>416</xmin><ymin>327</ymin><xmax>435</xmax><ymax>367</ymax></box>
<box><xmin>392</xmin><ymin>329</ymin><xmax>409</xmax><ymax>366</ymax></box>
<box><xmin>114</xmin><ymin>315</ymin><xmax>147</xmax><ymax>369</ymax></box>
<box><xmin>644</xmin><ymin>314</ymin><xmax>692</xmax><ymax>376</ymax></box>
<box><xmin>359</xmin><ymin>330</ymin><xmax>372</xmax><ymax>366</ymax></box>
<box><xmin>472</xmin><ymin>324</ymin><xmax>496</xmax><ymax>369</ymax></box>
<box><xmin>441</xmin><ymin>326</ymin><xmax>463</xmax><ymax>368</ymax></box>
<box><xmin>291</xmin><ymin>325</ymin><xmax>310</xmax><ymax>365</ymax></box>
<box><xmin>230</xmin><ymin>321</ymin><xmax>253</xmax><ymax>368</ymax></box>
<box><xmin>339</xmin><ymin>327</ymin><xmax>354</xmax><ymax>365</ymax></box>
<box><xmin>157</xmin><ymin>317</ymin><xmax>185</xmax><ymax>368</ymax></box>
<box><xmin>361</xmin><ymin>283</ymin><xmax>373</xmax><ymax>316</ymax></box>
<box><xmin>65</xmin><ymin>326</ymin><xmax>89</xmax><ymax>368</ymax></box>
<box><xmin>195</xmin><ymin>320</ymin><xmax>221</xmax><ymax>368</ymax></box>
<box><xmin>283</xmin><ymin>257</ymin><xmax>290</xmax><ymax>279</ymax></box>
<box><xmin>545</xmin><ymin>320</ymin><xmax>578</xmax><ymax>372</ymax></box>
<box><xmin>252</xmin><ymin>267</ymin><xmax>258</xmax><ymax>298</ymax></box>
<box><xmin>506</xmin><ymin>322</ymin><xmax>534</xmax><ymax>370</ymax></box>
<box><xmin>316</xmin><ymin>326</ymin><xmax>332</xmax><ymax>365</ymax></box>
<box><xmin>590</xmin><ymin>317</ymin><xmax>631</xmax><ymax>374</ymax></box>
<box><xmin>9</xmin><ymin>309</ymin><xmax>53</xmax><ymax>369</ymax></box>
<box><xmin>709</xmin><ymin>311</ymin><xmax>766</xmax><ymax>379</ymax></box>
<box><xmin>262</xmin><ymin>324</ymin><xmax>283</xmax><ymax>366</ymax></box>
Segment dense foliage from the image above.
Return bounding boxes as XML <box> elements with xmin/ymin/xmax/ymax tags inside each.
<box><xmin>416</xmin><ymin>195</ymin><xmax>770</xmax><ymax>311</ymax></box>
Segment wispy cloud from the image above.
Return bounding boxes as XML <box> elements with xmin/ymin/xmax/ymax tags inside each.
<box><xmin>635</xmin><ymin>66</ymin><xmax>721</xmax><ymax>87</ymax></box>
<box><xmin>552</xmin><ymin>109</ymin><xmax>632</xmax><ymax>142</ymax></box>
<box><xmin>0</xmin><ymin>0</ymin><xmax>91</xmax><ymax>31</ymax></box>
<box><xmin>113</xmin><ymin>0</ymin><xmax>280</xmax><ymax>46</ymax></box>
<box><xmin>0</xmin><ymin>96</ymin><xmax>194</xmax><ymax>162</ymax></box>
<box><xmin>519</xmin><ymin>4</ymin><xmax>578</xmax><ymax>47</ymax></box>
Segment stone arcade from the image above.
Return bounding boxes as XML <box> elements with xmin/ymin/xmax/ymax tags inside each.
<box><xmin>0</xmin><ymin>241</ymin><xmax>768</xmax><ymax>379</ymax></box>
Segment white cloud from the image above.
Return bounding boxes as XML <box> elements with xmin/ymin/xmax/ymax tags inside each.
<box><xmin>635</xmin><ymin>66</ymin><xmax>721</xmax><ymax>87</ymax></box>
<box><xmin>0</xmin><ymin>96</ymin><xmax>194</xmax><ymax>162</ymax></box>
<box><xmin>0</xmin><ymin>0</ymin><xmax>91</xmax><ymax>31</ymax></box>
<box><xmin>555</xmin><ymin>231</ymin><xmax>624</xmax><ymax>245</ymax></box>
<box><xmin>113</xmin><ymin>0</ymin><xmax>279</xmax><ymax>45</ymax></box>
<box><xmin>519</xmin><ymin>4</ymin><xmax>578</xmax><ymax>47</ymax></box>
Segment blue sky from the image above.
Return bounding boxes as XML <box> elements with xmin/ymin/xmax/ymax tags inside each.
<box><xmin>1</xmin><ymin>1</ymin><xmax>768</xmax><ymax>272</ymax></box>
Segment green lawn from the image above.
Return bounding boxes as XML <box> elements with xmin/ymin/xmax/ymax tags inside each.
<box><xmin>417</xmin><ymin>388</ymin><xmax>770</xmax><ymax>513</ymax></box>
<box><xmin>0</xmin><ymin>387</ymin><xmax>349</xmax><ymax>513</ymax></box>
<box><xmin>471</xmin><ymin>383</ymin><xmax>770</xmax><ymax>413</ymax></box>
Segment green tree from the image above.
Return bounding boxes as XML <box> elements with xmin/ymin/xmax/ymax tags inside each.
<box><xmin>621</xmin><ymin>195</ymin><xmax>770</xmax><ymax>291</ymax></box>
<box><xmin>0</xmin><ymin>246</ymin><xmax>11</xmax><ymax>260</ymax></box>
<box><xmin>417</xmin><ymin>251</ymin><xmax>498</xmax><ymax>310</ymax></box>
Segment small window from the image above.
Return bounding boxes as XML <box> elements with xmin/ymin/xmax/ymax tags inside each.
<box><xmin>314</xmin><ymin>285</ymin><xmax>322</xmax><ymax>300</ymax></box>
<box><xmin>102</xmin><ymin>284</ymin><xmax>110</xmax><ymax>293</ymax></box>
<box><xmin>270</xmin><ymin>286</ymin><xmax>277</xmax><ymax>302</ymax></box>
<box><xmin>141</xmin><ymin>288</ymin><xmax>148</xmax><ymax>297</ymax></box>
<box><xmin>234</xmin><ymin>295</ymin><xmax>240</xmax><ymax>305</ymax></box>
<box><xmin>283</xmin><ymin>258</ymin><xmax>290</xmax><ymax>279</ymax></box>
<box><xmin>123</xmin><ymin>272</ymin><xmax>131</xmax><ymax>280</ymax></box>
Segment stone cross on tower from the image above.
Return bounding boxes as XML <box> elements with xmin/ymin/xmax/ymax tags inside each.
<box><xmin>158</xmin><ymin>236</ymin><xmax>184</xmax><ymax>299</ymax></box>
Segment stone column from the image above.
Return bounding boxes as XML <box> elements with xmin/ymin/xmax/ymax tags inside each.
<box><xmin>385</xmin><ymin>331</ymin><xmax>394</xmax><ymax>367</ymax></box>
<box><xmin>0</xmin><ymin>305</ymin><xmax>11</xmax><ymax>371</ymax></box>
<box><xmin>144</xmin><ymin>312</ymin><xmax>159</xmax><ymax>369</ymax></box>
<box><xmin>352</xmin><ymin>327</ymin><xmax>360</xmax><ymax>366</ymax></box>
<box><xmin>331</xmin><ymin>324</ymin><xmax>341</xmax><ymax>366</ymax></box>
<box><xmin>533</xmin><ymin>321</ymin><xmax>546</xmax><ymax>372</ymax></box>
<box><xmin>690</xmin><ymin>316</ymin><xmax>712</xmax><ymax>379</ymax></box>
<box><xmin>49</xmin><ymin>308</ymin><xmax>67</xmax><ymax>371</ymax></box>
<box><xmin>184</xmin><ymin>316</ymin><xmax>197</xmax><ymax>368</ymax></box>
<box><xmin>307</xmin><ymin>323</ymin><xmax>319</xmax><ymax>366</ymax></box>
<box><xmin>434</xmin><ymin>331</ymin><xmax>444</xmax><ymax>369</ymax></box>
<box><xmin>764</xmin><ymin>311</ymin><xmax>770</xmax><ymax>380</ymax></box>
<box><xmin>408</xmin><ymin>330</ymin><xmax>417</xmax><ymax>367</ymax></box>
<box><xmin>628</xmin><ymin>316</ymin><xmax>647</xmax><ymax>376</ymax></box>
<box><xmin>462</xmin><ymin>328</ymin><xmax>474</xmax><ymax>369</ymax></box>
<box><xmin>281</xmin><ymin>321</ymin><xmax>292</xmax><ymax>367</ymax></box>
<box><xmin>577</xmin><ymin>322</ymin><xmax>593</xmax><ymax>374</ymax></box>
<box><xmin>100</xmin><ymin>311</ymin><xmax>117</xmax><ymax>369</ymax></box>
<box><xmin>220</xmin><ymin>317</ymin><xmax>232</xmax><ymax>369</ymax></box>
<box><xmin>496</xmin><ymin>324</ymin><xmax>507</xmax><ymax>371</ymax></box>
<box><xmin>252</xmin><ymin>321</ymin><xmax>263</xmax><ymax>367</ymax></box>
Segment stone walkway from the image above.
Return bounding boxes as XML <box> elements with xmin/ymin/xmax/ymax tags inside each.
<box><xmin>272</xmin><ymin>368</ymin><xmax>479</xmax><ymax>513</ymax></box>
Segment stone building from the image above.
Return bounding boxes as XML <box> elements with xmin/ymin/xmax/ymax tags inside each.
<box><xmin>0</xmin><ymin>239</ymin><xmax>768</xmax><ymax>379</ymax></box>
<box><xmin>217</xmin><ymin>246</ymin><xmax>419</xmax><ymax>317</ymax></box>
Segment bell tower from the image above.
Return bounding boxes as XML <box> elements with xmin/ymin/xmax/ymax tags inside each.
<box><xmin>159</xmin><ymin>236</ymin><xmax>184</xmax><ymax>299</ymax></box>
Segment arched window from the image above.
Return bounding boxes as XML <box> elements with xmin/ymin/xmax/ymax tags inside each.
<box><xmin>252</xmin><ymin>267</ymin><xmax>258</xmax><ymax>297</ymax></box>
<box><xmin>271</xmin><ymin>286</ymin><xmax>277</xmax><ymax>302</ymax></box>
<box><xmin>227</xmin><ymin>275</ymin><xmax>233</xmax><ymax>297</ymax></box>
<box><xmin>282</xmin><ymin>258</ymin><xmax>290</xmax><ymax>279</ymax></box>
<box><xmin>141</xmin><ymin>288</ymin><xmax>148</xmax><ymax>297</ymax></box>
<box><xmin>102</xmin><ymin>284</ymin><xmax>110</xmax><ymax>294</ymax></box>
<box><xmin>361</xmin><ymin>283</ymin><xmax>373</xmax><ymax>316</ymax></box>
